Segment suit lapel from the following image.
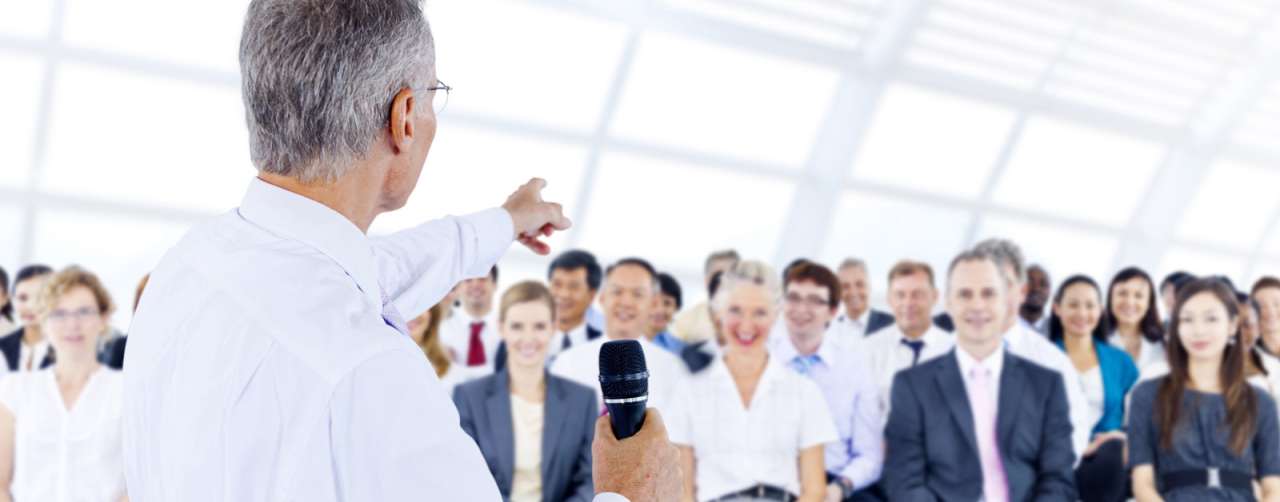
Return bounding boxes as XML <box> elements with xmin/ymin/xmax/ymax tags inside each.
<box><xmin>485</xmin><ymin>372</ymin><xmax>516</xmax><ymax>493</ymax></box>
<box><xmin>934</xmin><ymin>351</ymin><xmax>980</xmax><ymax>458</ymax></box>
<box><xmin>541</xmin><ymin>375</ymin><xmax>569</xmax><ymax>501</ymax></box>
<box><xmin>996</xmin><ymin>352</ymin><xmax>1027</xmax><ymax>452</ymax></box>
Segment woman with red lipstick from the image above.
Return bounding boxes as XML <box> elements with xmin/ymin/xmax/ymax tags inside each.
<box><xmin>1049</xmin><ymin>275</ymin><xmax>1138</xmax><ymax>502</ymax></box>
<box><xmin>1105</xmin><ymin>267</ymin><xmax>1167</xmax><ymax>372</ymax></box>
<box><xmin>1129</xmin><ymin>278</ymin><xmax>1280</xmax><ymax>502</ymax></box>
<box><xmin>667</xmin><ymin>260</ymin><xmax>836</xmax><ymax>502</ymax></box>
<box><xmin>0</xmin><ymin>266</ymin><xmax>126</xmax><ymax>502</ymax></box>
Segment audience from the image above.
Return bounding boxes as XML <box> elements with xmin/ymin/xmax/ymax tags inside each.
<box><xmin>1104</xmin><ymin>267</ymin><xmax>1167</xmax><ymax>371</ymax></box>
<box><xmin>0</xmin><ymin>268</ymin><xmax>11</xmax><ymax>336</ymax></box>
<box><xmin>672</xmin><ymin>249</ymin><xmax>739</xmax><ymax>344</ymax></box>
<box><xmin>99</xmin><ymin>274</ymin><xmax>148</xmax><ymax>371</ymax></box>
<box><xmin>1049</xmin><ymin>275</ymin><xmax>1137</xmax><ymax>502</ymax></box>
<box><xmin>884</xmin><ymin>249</ymin><xmax>1076</xmax><ymax>501</ymax></box>
<box><xmin>829</xmin><ymin>258</ymin><xmax>894</xmax><ymax>345</ymax></box>
<box><xmin>860</xmin><ymin>260</ymin><xmax>954</xmax><ymax>417</ymax></box>
<box><xmin>0</xmin><ymin>265</ymin><xmax>55</xmax><ymax>373</ymax></box>
<box><xmin>0</xmin><ymin>266</ymin><xmax>126</xmax><ymax>501</ymax></box>
<box><xmin>1021</xmin><ymin>263</ymin><xmax>1052</xmax><ymax>332</ymax></box>
<box><xmin>1158</xmin><ymin>270</ymin><xmax>1194</xmax><ymax>323</ymax></box>
<box><xmin>550</xmin><ymin>258</ymin><xmax>688</xmax><ymax>412</ymax></box>
<box><xmin>667</xmin><ymin>260</ymin><xmax>835</xmax><ymax>502</ymax></box>
<box><xmin>442</xmin><ymin>266</ymin><xmax>501</xmax><ymax>377</ymax></box>
<box><xmin>1128</xmin><ymin>278</ymin><xmax>1280</xmax><ymax>501</ymax></box>
<box><xmin>646</xmin><ymin>272</ymin><xmax>685</xmax><ymax>354</ymax></box>
<box><xmin>408</xmin><ymin>302</ymin><xmax>464</xmax><ymax>393</ymax></box>
<box><xmin>1254</xmin><ymin>276</ymin><xmax>1280</xmax><ymax>357</ymax></box>
<box><xmin>677</xmin><ymin>270</ymin><xmax>728</xmax><ymax>375</ymax></box>
<box><xmin>546</xmin><ymin>250</ymin><xmax>604</xmax><ymax>355</ymax></box>
<box><xmin>453</xmin><ymin>281</ymin><xmax>596</xmax><ymax>502</ymax></box>
<box><xmin>772</xmin><ymin>262</ymin><xmax>884</xmax><ymax>502</ymax></box>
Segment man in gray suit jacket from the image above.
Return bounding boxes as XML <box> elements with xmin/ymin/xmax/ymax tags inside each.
<box><xmin>454</xmin><ymin>368</ymin><xmax>598</xmax><ymax>501</ymax></box>
<box><xmin>884</xmin><ymin>250</ymin><xmax>1076</xmax><ymax>502</ymax></box>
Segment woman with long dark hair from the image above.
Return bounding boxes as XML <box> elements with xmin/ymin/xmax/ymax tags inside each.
<box><xmin>1128</xmin><ymin>278</ymin><xmax>1280</xmax><ymax>501</ymax></box>
<box><xmin>1105</xmin><ymin>267</ymin><xmax>1166</xmax><ymax>371</ymax></box>
<box><xmin>1050</xmin><ymin>275</ymin><xmax>1138</xmax><ymax>502</ymax></box>
<box><xmin>0</xmin><ymin>267</ymin><xmax>12</xmax><ymax>335</ymax></box>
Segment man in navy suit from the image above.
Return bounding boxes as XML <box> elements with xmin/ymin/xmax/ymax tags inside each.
<box><xmin>832</xmin><ymin>258</ymin><xmax>895</xmax><ymax>340</ymax></box>
<box><xmin>883</xmin><ymin>249</ymin><xmax>1076</xmax><ymax>502</ymax></box>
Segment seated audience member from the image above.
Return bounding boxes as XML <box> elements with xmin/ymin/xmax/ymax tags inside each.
<box><xmin>0</xmin><ymin>265</ymin><xmax>55</xmax><ymax>372</ymax></box>
<box><xmin>441</xmin><ymin>266</ymin><xmax>501</xmax><ymax>378</ymax></box>
<box><xmin>829</xmin><ymin>258</ymin><xmax>894</xmax><ymax>344</ymax></box>
<box><xmin>972</xmin><ymin>238</ymin><xmax>1092</xmax><ymax>462</ymax></box>
<box><xmin>453</xmin><ymin>281</ymin><xmax>595</xmax><ymax>502</ymax></box>
<box><xmin>0</xmin><ymin>267</ymin><xmax>12</xmax><ymax>336</ymax></box>
<box><xmin>678</xmin><ymin>271</ymin><xmax>726</xmax><ymax>375</ymax></box>
<box><xmin>1255</xmin><ymin>276</ymin><xmax>1280</xmax><ymax>357</ymax></box>
<box><xmin>408</xmin><ymin>302</ymin><xmax>463</xmax><ymax>393</ymax></box>
<box><xmin>1049</xmin><ymin>275</ymin><xmax>1137</xmax><ymax>502</ymax></box>
<box><xmin>645</xmin><ymin>272</ymin><xmax>686</xmax><ymax>355</ymax></box>
<box><xmin>671</xmin><ymin>249</ymin><xmax>739</xmax><ymax>344</ymax></box>
<box><xmin>668</xmin><ymin>260</ymin><xmax>836</xmax><ymax>502</ymax></box>
<box><xmin>1129</xmin><ymin>278</ymin><xmax>1280</xmax><ymax>501</ymax></box>
<box><xmin>1104</xmin><ymin>267</ymin><xmax>1167</xmax><ymax>372</ymax></box>
<box><xmin>550</xmin><ymin>258</ymin><xmax>687</xmax><ymax>412</ymax></box>
<box><xmin>0</xmin><ymin>266</ymin><xmax>127</xmax><ymax>501</ymax></box>
<box><xmin>883</xmin><ymin>250</ymin><xmax>1076</xmax><ymax>502</ymax></box>
<box><xmin>546</xmin><ymin>250</ymin><xmax>604</xmax><ymax>355</ymax></box>
<box><xmin>100</xmin><ymin>274</ymin><xmax>149</xmax><ymax>370</ymax></box>
<box><xmin>1158</xmin><ymin>270</ymin><xmax>1194</xmax><ymax>325</ymax></box>
<box><xmin>1021</xmin><ymin>263</ymin><xmax>1052</xmax><ymax>333</ymax></box>
<box><xmin>861</xmin><ymin>260</ymin><xmax>953</xmax><ymax>417</ymax></box>
<box><xmin>773</xmin><ymin>261</ymin><xmax>884</xmax><ymax>501</ymax></box>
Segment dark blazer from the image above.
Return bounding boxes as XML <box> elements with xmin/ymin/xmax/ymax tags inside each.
<box><xmin>883</xmin><ymin>349</ymin><xmax>1076</xmax><ymax>502</ymax></box>
<box><xmin>932</xmin><ymin>312</ymin><xmax>955</xmax><ymax>332</ymax></box>
<box><xmin>864</xmin><ymin>309</ymin><xmax>896</xmax><ymax>336</ymax></box>
<box><xmin>494</xmin><ymin>324</ymin><xmax>601</xmax><ymax>373</ymax></box>
<box><xmin>453</xmin><ymin>369</ymin><xmax>597</xmax><ymax>502</ymax></box>
<box><xmin>100</xmin><ymin>336</ymin><xmax>127</xmax><ymax>370</ymax></box>
<box><xmin>0</xmin><ymin>328</ymin><xmax>54</xmax><ymax>372</ymax></box>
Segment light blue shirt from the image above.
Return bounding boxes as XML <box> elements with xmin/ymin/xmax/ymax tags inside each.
<box><xmin>652</xmin><ymin>330</ymin><xmax>686</xmax><ymax>355</ymax></box>
<box><xmin>773</xmin><ymin>334</ymin><xmax>885</xmax><ymax>490</ymax></box>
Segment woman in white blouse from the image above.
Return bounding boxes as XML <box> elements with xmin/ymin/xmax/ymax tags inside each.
<box><xmin>669</xmin><ymin>260</ymin><xmax>835</xmax><ymax>502</ymax></box>
<box><xmin>0</xmin><ymin>266</ymin><xmax>126</xmax><ymax>502</ymax></box>
<box><xmin>1103</xmin><ymin>267</ymin><xmax>1166</xmax><ymax>371</ymax></box>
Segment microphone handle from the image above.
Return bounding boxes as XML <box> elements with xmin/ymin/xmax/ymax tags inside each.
<box><xmin>605</xmin><ymin>400</ymin><xmax>647</xmax><ymax>440</ymax></box>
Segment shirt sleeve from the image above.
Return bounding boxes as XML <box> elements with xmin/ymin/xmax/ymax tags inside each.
<box><xmin>371</xmin><ymin>208</ymin><xmax>514</xmax><ymax>317</ymax></box>
<box><xmin>840</xmin><ymin>373</ymin><xmax>885</xmax><ymax>490</ymax></box>
<box><xmin>664</xmin><ymin>381</ymin><xmax>693</xmax><ymax>447</ymax></box>
<box><xmin>1254</xmin><ymin>391</ymin><xmax>1280</xmax><ymax>477</ymax></box>
<box><xmin>1126</xmin><ymin>383</ymin><xmax>1157</xmax><ymax>469</ymax></box>
<box><xmin>329</xmin><ymin>346</ymin><xmax>503</xmax><ymax>501</ymax></box>
<box><xmin>799</xmin><ymin>377</ymin><xmax>838</xmax><ymax>449</ymax></box>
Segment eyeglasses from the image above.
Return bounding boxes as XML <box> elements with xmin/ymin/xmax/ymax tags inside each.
<box><xmin>46</xmin><ymin>307</ymin><xmax>99</xmax><ymax>324</ymax></box>
<box><xmin>427</xmin><ymin>80</ymin><xmax>451</xmax><ymax>115</ymax></box>
<box><xmin>784</xmin><ymin>293</ymin><xmax>829</xmax><ymax>309</ymax></box>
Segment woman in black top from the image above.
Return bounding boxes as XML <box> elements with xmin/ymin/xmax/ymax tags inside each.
<box><xmin>1129</xmin><ymin>278</ymin><xmax>1280</xmax><ymax>501</ymax></box>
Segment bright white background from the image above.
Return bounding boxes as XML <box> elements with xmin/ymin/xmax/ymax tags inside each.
<box><xmin>2</xmin><ymin>0</ymin><xmax>1279</xmax><ymax>328</ymax></box>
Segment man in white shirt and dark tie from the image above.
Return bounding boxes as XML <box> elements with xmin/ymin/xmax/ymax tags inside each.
<box><xmin>547</xmin><ymin>249</ymin><xmax>605</xmax><ymax>355</ymax></box>
<box><xmin>441</xmin><ymin>266</ymin><xmax>501</xmax><ymax>378</ymax></box>
<box><xmin>121</xmin><ymin>1</ymin><xmax>680</xmax><ymax>500</ymax></box>
<box><xmin>860</xmin><ymin>260</ymin><xmax>954</xmax><ymax>418</ymax></box>
<box><xmin>829</xmin><ymin>257</ymin><xmax>896</xmax><ymax>348</ymax></box>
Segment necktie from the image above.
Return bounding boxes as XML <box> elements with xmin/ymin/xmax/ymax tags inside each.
<box><xmin>562</xmin><ymin>331</ymin><xmax>572</xmax><ymax>350</ymax></box>
<box><xmin>380</xmin><ymin>289</ymin><xmax>408</xmax><ymax>336</ymax></box>
<box><xmin>466</xmin><ymin>321</ymin><xmax>487</xmax><ymax>367</ymax></box>
<box><xmin>968</xmin><ymin>366</ymin><xmax>1008</xmax><ymax>502</ymax></box>
<box><xmin>901</xmin><ymin>339</ymin><xmax>925</xmax><ymax>366</ymax></box>
<box><xmin>790</xmin><ymin>354</ymin><xmax>821</xmax><ymax>375</ymax></box>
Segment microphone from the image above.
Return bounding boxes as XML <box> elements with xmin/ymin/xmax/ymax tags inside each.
<box><xmin>598</xmin><ymin>339</ymin><xmax>648</xmax><ymax>440</ymax></box>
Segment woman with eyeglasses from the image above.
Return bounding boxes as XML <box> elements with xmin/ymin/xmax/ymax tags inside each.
<box><xmin>0</xmin><ymin>266</ymin><xmax>126</xmax><ymax>501</ymax></box>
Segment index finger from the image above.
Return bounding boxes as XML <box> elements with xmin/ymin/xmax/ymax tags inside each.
<box><xmin>525</xmin><ymin>177</ymin><xmax>547</xmax><ymax>193</ymax></box>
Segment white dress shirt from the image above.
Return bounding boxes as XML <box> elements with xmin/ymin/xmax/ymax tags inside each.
<box><xmin>1002</xmin><ymin>323</ymin><xmax>1093</xmax><ymax>462</ymax></box>
<box><xmin>1106</xmin><ymin>331</ymin><xmax>1166</xmax><ymax>372</ymax></box>
<box><xmin>861</xmin><ymin>325</ymin><xmax>953</xmax><ymax>419</ymax></box>
<box><xmin>0</xmin><ymin>368</ymin><xmax>125</xmax><ymax>502</ymax></box>
<box><xmin>828</xmin><ymin>309</ymin><xmax>870</xmax><ymax>349</ymax></box>
<box><xmin>549</xmin><ymin>319</ymin><xmax>594</xmax><ymax>358</ymax></box>
<box><xmin>667</xmin><ymin>356</ymin><xmax>837</xmax><ymax>501</ymax></box>
<box><xmin>550</xmin><ymin>336</ymin><xmax>687</xmax><ymax>414</ymax></box>
<box><xmin>18</xmin><ymin>338</ymin><xmax>52</xmax><ymax>372</ymax></box>
<box><xmin>123</xmin><ymin>178</ymin><xmax>625</xmax><ymax>501</ymax></box>
<box><xmin>440</xmin><ymin>310</ymin><xmax>500</xmax><ymax>381</ymax></box>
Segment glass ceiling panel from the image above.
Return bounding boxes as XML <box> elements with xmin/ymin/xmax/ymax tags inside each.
<box><xmin>427</xmin><ymin>0</ymin><xmax>629</xmax><ymax>133</ymax></box>
<box><xmin>666</xmin><ymin>0</ymin><xmax>871</xmax><ymax>49</ymax></box>
<box><xmin>0</xmin><ymin>0</ymin><xmax>53</xmax><ymax>40</ymax></box>
<box><xmin>609</xmin><ymin>31</ymin><xmax>840</xmax><ymax>169</ymax></box>
<box><xmin>578</xmin><ymin>152</ymin><xmax>795</xmax><ymax>270</ymax></box>
<box><xmin>1177</xmin><ymin>161</ymin><xmax>1280</xmax><ymax>251</ymax></box>
<box><xmin>0</xmin><ymin>50</ymin><xmax>43</xmax><ymax>189</ymax></box>
<box><xmin>992</xmin><ymin>116</ymin><xmax>1165</xmax><ymax>227</ymax></box>
<box><xmin>819</xmin><ymin>190</ymin><xmax>972</xmax><ymax>300</ymax></box>
<box><xmin>975</xmin><ymin>215</ymin><xmax>1119</xmax><ymax>285</ymax></box>
<box><xmin>1158</xmin><ymin>246</ymin><xmax>1249</xmax><ymax>288</ymax></box>
<box><xmin>32</xmin><ymin>208</ymin><xmax>191</xmax><ymax>328</ymax></box>
<box><xmin>62</xmin><ymin>0</ymin><xmax>247</xmax><ymax>72</ymax></box>
<box><xmin>41</xmin><ymin>64</ymin><xmax>249</xmax><ymax>213</ymax></box>
<box><xmin>851</xmin><ymin>84</ymin><xmax>1017</xmax><ymax>198</ymax></box>
<box><xmin>371</xmin><ymin>124</ymin><xmax>589</xmax><ymax>255</ymax></box>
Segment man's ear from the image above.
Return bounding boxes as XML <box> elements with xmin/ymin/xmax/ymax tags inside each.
<box><xmin>388</xmin><ymin>87</ymin><xmax>416</xmax><ymax>154</ymax></box>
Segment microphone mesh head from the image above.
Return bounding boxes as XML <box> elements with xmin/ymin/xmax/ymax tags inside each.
<box><xmin>599</xmin><ymin>339</ymin><xmax>648</xmax><ymax>399</ymax></box>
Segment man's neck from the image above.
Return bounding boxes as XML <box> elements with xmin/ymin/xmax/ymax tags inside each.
<box><xmin>258</xmin><ymin>167</ymin><xmax>385</xmax><ymax>233</ymax></box>
<box><xmin>607</xmin><ymin>329</ymin><xmax>641</xmax><ymax>341</ymax></box>
<box><xmin>557</xmin><ymin>314</ymin><xmax>586</xmax><ymax>334</ymax></box>
<box><xmin>464</xmin><ymin>304</ymin><xmax>491</xmax><ymax>320</ymax></box>
<box><xmin>789</xmin><ymin>332</ymin><xmax>823</xmax><ymax>356</ymax></box>
<box><xmin>1019</xmin><ymin>304</ymin><xmax>1043</xmax><ymax>324</ymax></box>
<box><xmin>901</xmin><ymin>324</ymin><xmax>928</xmax><ymax>341</ymax></box>
<box><xmin>959</xmin><ymin>338</ymin><xmax>1001</xmax><ymax>362</ymax></box>
<box><xmin>844</xmin><ymin>305</ymin><xmax>867</xmax><ymax>322</ymax></box>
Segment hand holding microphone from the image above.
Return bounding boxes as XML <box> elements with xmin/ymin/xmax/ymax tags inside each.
<box><xmin>593</xmin><ymin>340</ymin><xmax>682</xmax><ymax>501</ymax></box>
<box><xmin>501</xmin><ymin>177</ymin><xmax>571</xmax><ymax>255</ymax></box>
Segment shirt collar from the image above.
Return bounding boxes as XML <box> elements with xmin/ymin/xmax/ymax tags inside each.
<box><xmin>237</xmin><ymin>178</ymin><xmax>381</xmax><ymax>305</ymax></box>
<box><xmin>773</xmin><ymin>333</ymin><xmax>836</xmax><ymax>368</ymax></box>
<box><xmin>955</xmin><ymin>344</ymin><xmax>1004</xmax><ymax>379</ymax></box>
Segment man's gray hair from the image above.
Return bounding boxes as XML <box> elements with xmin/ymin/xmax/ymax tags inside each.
<box><xmin>972</xmin><ymin>238</ymin><xmax>1026</xmax><ymax>285</ymax></box>
<box><xmin>240</xmin><ymin>0</ymin><xmax>436</xmax><ymax>183</ymax></box>
<box><xmin>838</xmin><ymin>257</ymin><xmax>867</xmax><ymax>271</ymax></box>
